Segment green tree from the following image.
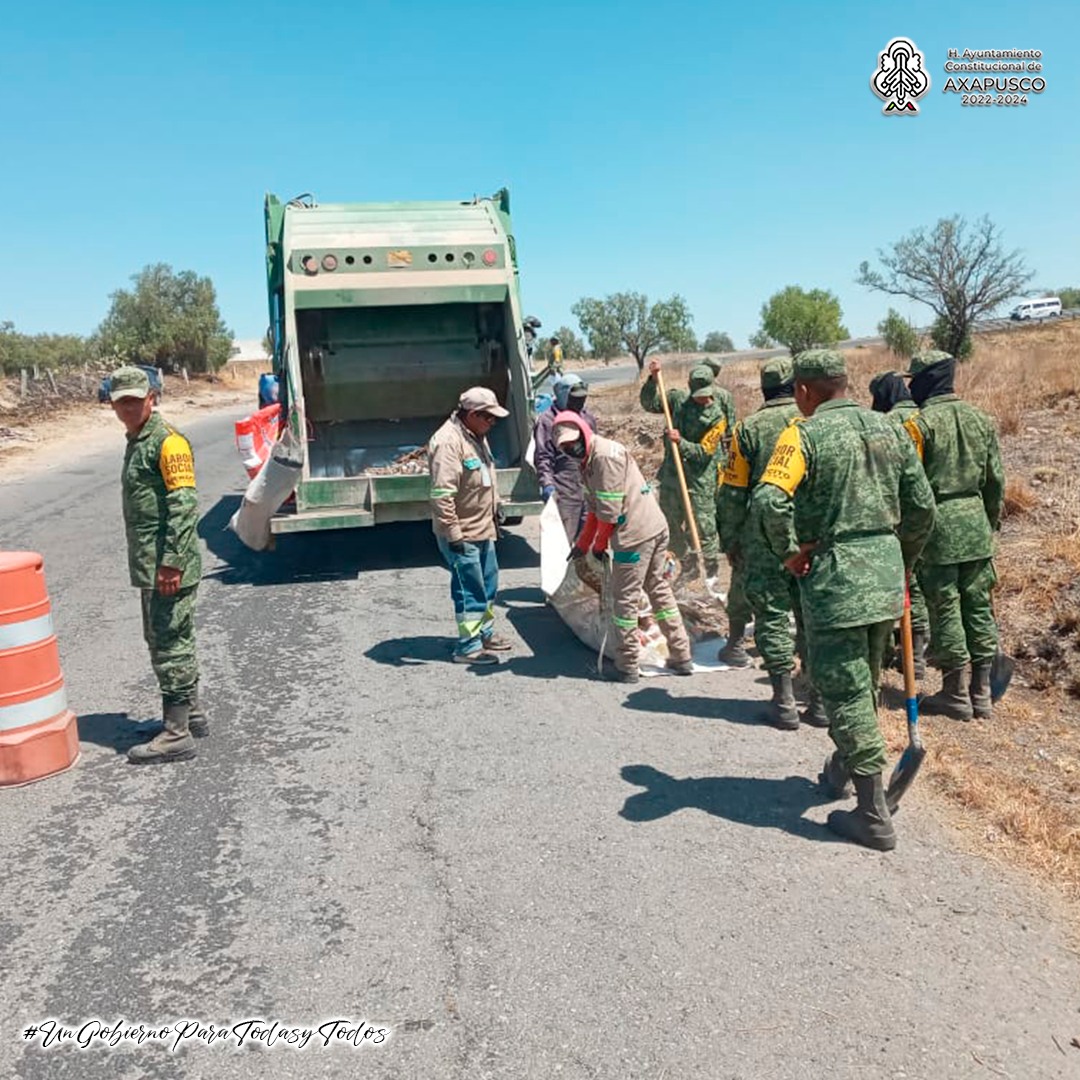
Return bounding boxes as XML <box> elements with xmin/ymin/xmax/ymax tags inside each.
<box><xmin>571</xmin><ymin>292</ymin><xmax>695</xmax><ymax>371</ymax></box>
<box><xmin>930</xmin><ymin>315</ymin><xmax>972</xmax><ymax>361</ymax></box>
<box><xmin>757</xmin><ymin>286</ymin><xmax>849</xmax><ymax>357</ymax></box>
<box><xmin>877</xmin><ymin>308</ymin><xmax>919</xmax><ymax>361</ymax></box>
<box><xmin>748</xmin><ymin>329</ymin><xmax>776</xmax><ymax>349</ymax></box>
<box><xmin>1057</xmin><ymin>287</ymin><xmax>1080</xmax><ymax>310</ymax></box>
<box><xmin>701</xmin><ymin>330</ymin><xmax>735</xmax><ymax>353</ymax></box>
<box><xmin>0</xmin><ymin>321</ymin><xmax>96</xmax><ymax>375</ymax></box>
<box><xmin>857</xmin><ymin>215</ymin><xmax>1034</xmax><ymax>360</ymax></box>
<box><xmin>97</xmin><ymin>263</ymin><xmax>233</xmax><ymax>374</ymax></box>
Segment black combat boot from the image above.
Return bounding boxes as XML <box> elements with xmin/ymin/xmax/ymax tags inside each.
<box><xmin>921</xmin><ymin>666</ymin><xmax>973</xmax><ymax>721</ymax></box>
<box><xmin>800</xmin><ymin>686</ymin><xmax>829</xmax><ymax>728</ymax></box>
<box><xmin>827</xmin><ymin>773</ymin><xmax>896</xmax><ymax>851</ymax></box>
<box><xmin>819</xmin><ymin>750</ymin><xmax>853</xmax><ymax>800</ymax></box>
<box><xmin>717</xmin><ymin>623</ymin><xmax>752</xmax><ymax>668</ymax></box>
<box><xmin>969</xmin><ymin>661</ymin><xmax>992</xmax><ymax>720</ymax></box>
<box><xmin>128</xmin><ymin>701</ymin><xmax>197</xmax><ymax>764</ymax></box>
<box><xmin>764</xmin><ymin>672</ymin><xmax>799</xmax><ymax>730</ymax></box>
<box><xmin>188</xmin><ymin>686</ymin><xmax>209</xmax><ymax>738</ymax></box>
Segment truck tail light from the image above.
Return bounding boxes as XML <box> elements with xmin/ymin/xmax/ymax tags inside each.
<box><xmin>482</xmin><ymin>249</ymin><xmax>497</xmax><ymax>266</ymax></box>
<box><xmin>301</xmin><ymin>255</ymin><xmax>318</xmax><ymax>275</ymax></box>
<box><xmin>321</xmin><ymin>254</ymin><xmax>338</xmax><ymax>271</ymax></box>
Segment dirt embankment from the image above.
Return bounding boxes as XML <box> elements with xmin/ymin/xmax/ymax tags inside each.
<box><xmin>591</xmin><ymin>322</ymin><xmax>1080</xmax><ymax>905</ymax></box>
<box><xmin>0</xmin><ymin>368</ymin><xmax>255</xmax><ymax>477</ymax></box>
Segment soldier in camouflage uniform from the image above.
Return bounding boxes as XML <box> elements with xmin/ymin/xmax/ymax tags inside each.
<box><xmin>640</xmin><ymin>358</ymin><xmax>735</xmax><ymax>579</ymax></box>
<box><xmin>754</xmin><ymin>351</ymin><xmax>936</xmax><ymax>850</ymax></box>
<box><xmin>870</xmin><ymin>371</ymin><xmax>931</xmax><ymax>678</ymax></box>
<box><xmin>110</xmin><ymin>366</ymin><xmax>204</xmax><ymax>765</ymax></box>
<box><xmin>717</xmin><ymin>357</ymin><xmax>808</xmax><ymax>728</ymax></box>
<box><xmin>902</xmin><ymin>351</ymin><xmax>1005</xmax><ymax>721</ymax></box>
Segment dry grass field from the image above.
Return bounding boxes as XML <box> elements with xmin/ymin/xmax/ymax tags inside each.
<box><xmin>591</xmin><ymin>321</ymin><xmax>1080</xmax><ymax>903</ymax></box>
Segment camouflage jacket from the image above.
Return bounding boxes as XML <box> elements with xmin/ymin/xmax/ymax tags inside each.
<box><xmin>753</xmin><ymin>399</ymin><xmax>936</xmax><ymax>631</ymax></box>
<box><xmin>639</xmin><ymin>377</ymin><xmax>735</xmax><ymax>492</ymax></box>
<box><xmin>121</xmin><ymin>411</ymin><xmax>201</xmax><ymax>590</ymax></box>
<box><xmin>716</xmin><ymin>397</ymin><xmax>799</xmax><ymax>552</ymax></box>
<box><xmin>428</xmin><ymin>414</ymin><xmax>500</xmax><ymax>543</ymax></box>
<box><xmin>903</xmin><ymin>393</ymin><xmax>1004</xmax><ymax>565</ymax></box>
<box><xmin>886</xmin><ymin>399</ymin><xmax>919</xmax><ymax>430</ymax></box>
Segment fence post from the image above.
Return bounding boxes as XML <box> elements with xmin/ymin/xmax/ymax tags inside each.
<box><xmin>20</xmin><ymin>369</ymin><xmax>29</xmax><ymax>397</ymax></box>
<box><xmin>46</xmin><ymin>370</ymin><xmax>58</xmax><ymax>396</ymax></box>
<box><xmin>182</xmin><ymin>366</ymin><xmax>189</xmax><ymax>385</ymax></box>
<box><xmin>33</xmin><ymin>364</ymin><xmax>40</xmax><ymax>381</ymax></box>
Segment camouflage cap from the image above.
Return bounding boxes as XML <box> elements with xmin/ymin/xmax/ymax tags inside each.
<box><xmin>906</xmin><ymin>350</ymin><xmax>953</xmax><ymax>376</ymax></box>
<box><xmin>793</xmin><ymin>349</ymin><xmax>846</xmax><ymax>381</ymax></box>
<box><xmin>760</xmin><ymin>357</ymin><xmax>794</xmax><ymax>390</ymax></box>
<box><xmin>108</xmin><ymin>366</ymin><xmax>150</xmax><ymax>401</ymax></box>
<box><xmin>688</xmin><ymin>365</ymin><xmax>716</xmax><ymax>397</ymax></box>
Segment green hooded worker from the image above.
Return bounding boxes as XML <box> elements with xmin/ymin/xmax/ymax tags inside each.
<box><xmin>640</xmin><ymin>357</ymin><xmax>735</xmax><ymax>578</ymax></box>
<box><xmin>902</xmin><ymin>350</ymin><xmax>1005</xmax><ymax>721</ymax></box>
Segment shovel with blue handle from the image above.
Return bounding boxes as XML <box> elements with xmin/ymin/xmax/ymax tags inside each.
<box><xmin>886</xmin><ymin>579</ymin><xmax>925</xmax><ymax>815</ymax></box>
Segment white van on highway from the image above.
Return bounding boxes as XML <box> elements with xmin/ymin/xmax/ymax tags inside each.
<box><xmin>1010</xmin><ymin>296</ymin><xmax>1063</xmax><ymax>320</ymax></box>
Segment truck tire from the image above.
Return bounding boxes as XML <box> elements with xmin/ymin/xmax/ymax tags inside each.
<box><xmin>501</xmin><ymin>515</ymin><xmax>524</xmax><ymax>526</ymax></box>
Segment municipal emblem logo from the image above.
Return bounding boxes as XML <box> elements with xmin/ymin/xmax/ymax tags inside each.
<box><xmin>871</xmin><ymin>37</ymin><xmax>930</xmax><ymax>114</ymax></box>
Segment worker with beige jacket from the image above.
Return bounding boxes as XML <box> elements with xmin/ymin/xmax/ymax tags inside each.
<box><xmin>428</xmin><ymin>387</ymin><xmax>513</xmax><ymax>665</ymax></box>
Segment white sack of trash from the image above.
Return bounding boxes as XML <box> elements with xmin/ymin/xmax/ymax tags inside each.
<box><xmin>539</xmin><ymin>496</ymin><xmax>731</xmax><ymax>676</ymax></box>
<box><xmin>228</xmin><ymin>431</ymin><xmax>303</xmax><ymax>552</ymax></box>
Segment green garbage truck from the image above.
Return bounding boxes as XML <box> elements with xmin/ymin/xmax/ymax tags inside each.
<box><xmin>263</xmin><ymin>189</ymin><xmax>543</xmax><ymax>534</ymax></box>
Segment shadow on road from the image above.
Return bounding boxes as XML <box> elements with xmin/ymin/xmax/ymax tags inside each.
<box><xmin>77</xmin><ymin>713</ymin><xmax>152</xmax><ymax>754</ymax></box>
<box><xmin>619</xmin><ymin>764</ymin><xmax>840</xmax><ymax>843</ymax></box>
<box><xmin>621</xmin><ymin>686</ymin><xmax>769</xmax><ymax>726</ymax></box>
<box><xmin>364</xmin><ymin>635</ymin><xmax>454</xmax><ymax>667</ymax></box>
<box><xmin>198</xmin><ymin>495</ymin><xmax>538</xmax><ymax>587</ymax></box>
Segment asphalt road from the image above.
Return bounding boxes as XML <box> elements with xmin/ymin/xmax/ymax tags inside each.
<box><xmin>1</xmin><ymin>409</ymin><xmax>1078</xmax><ymax>1079</ymax></box>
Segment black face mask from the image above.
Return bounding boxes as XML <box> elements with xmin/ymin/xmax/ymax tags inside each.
<box><xmin>909</xmin><ymin>359</ymin><xmax>956</xmax><ymax>406</ymax></box>
<box><xmin>763</xmin><ymin>381</ymin><xmax>795</xmax><ymax>402</ymax></box>
<box><xmin>567</xmin><ymin>395</ymin><xmax>587</xmax><ymax>413</ymax></box>
<box><xmin>562</xmin><ymin>436</ymin><xmax>587</xmax><ymax>460</ymax></box>
<box><xmin>870</xmin><ymin>372</ymin><xmax>911</xmax><ymax>413</ymax></box>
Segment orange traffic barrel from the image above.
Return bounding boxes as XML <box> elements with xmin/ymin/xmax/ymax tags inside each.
<box><xmin>0</xmin><ymin>552</ymin><xmax>79</xmax><ymax>787</ymax></box>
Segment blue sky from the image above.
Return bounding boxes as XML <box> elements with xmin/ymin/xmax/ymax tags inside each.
<box><xmin>2</xmin><ymin>0</ymin><xmax>1076</xmax><ymax>349</ymax></box>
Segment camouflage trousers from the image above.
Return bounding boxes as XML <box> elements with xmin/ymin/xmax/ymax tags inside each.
<box><xmin>918</xmin><ymin>559</ymin><xmax>998</xmax><ymax>669</ymax></box>
<box><xmin>725</xmin><ymin>555</ymin><xmax>753</xmax><ymax>630</ymax></box>
<box><xmin>610</xmin><ymin>530</ymin><xmax>692</xmax><ymax>675</ymax></box>
<box><xmin>908</xmin><ymin>567</ymin><xmax>929</xmax><ymax>633</ymax></box>
<box><xmin>806</xmin><ymin>620</ymin><xmax>892</xmax><ymax>777</ymax></box>
<box><xmin>140</xmin><ymin>586</ymin><xmax>199</xmax><ymax>706</ymax></box>
<box><xmin>745</xmin><ymin>557</ymin><xmax>801</xmax><ymax>675</ymax></box>
<box><xmin>658</xmin><ymin>481</ymin><xmax>720</xmax><ymax>566</ymax></box>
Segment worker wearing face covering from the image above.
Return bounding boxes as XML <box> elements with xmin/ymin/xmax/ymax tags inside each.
<box><xmin>902</xmin><ymin>351</ymin><xmax>1005</xmax><ymax>722</ymax></box>
<box><xmin>533</xmin><ymin>374</ymin><xmax>598</xmax><ymax>542</ymax></box>
<box><xmin>553</xmin><ymin>412</ymin><xmax>694</xmax><ymax>683</ymax></box>
<box><xmin>869</xmin><ymin>370</ymin><xmax>930</xmax><ymax>679</ymax></box>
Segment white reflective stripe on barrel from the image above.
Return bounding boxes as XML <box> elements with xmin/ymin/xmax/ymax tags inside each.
<box><xmin>0</xmin><ymin>686</ymin><xmax>69</xmax><ymax>732</ymax></box>
<box><xmin>0</xmin><ymin>613</ymin><xmax>55</xmax><ymax>651</ymax></box>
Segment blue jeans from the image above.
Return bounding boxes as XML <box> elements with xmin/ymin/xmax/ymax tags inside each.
<box><xmin>436</xmin><ymin>537</ymin><xmax>500</xmax><ymax>656</ymax></box>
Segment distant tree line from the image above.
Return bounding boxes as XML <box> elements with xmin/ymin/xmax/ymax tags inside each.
<box><xmin>1</xmin><ymin>264</ymin><xmax>232</xmax><ymax>377</ymax></box>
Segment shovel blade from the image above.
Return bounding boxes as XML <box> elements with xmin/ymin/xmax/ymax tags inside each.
<box><xmin>886</xmin><ymin>741</ymin><xmax>927</xmax><ymax>815</ymax></box>
<box><xmin>990</xmin><ymin>647</ymin><xmax>1015</xmax><ymax>704</ymax></box>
